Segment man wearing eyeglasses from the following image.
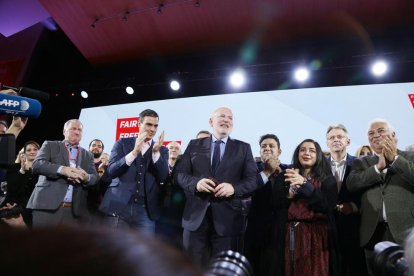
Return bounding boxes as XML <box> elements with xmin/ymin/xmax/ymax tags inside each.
<box><xmin>326</xmin><ymin>124</ymin><xmax>367</xmax><ymax>276</ymax></box>
<box><xmin>347</xmin><ymin>119</ymin><xmax>414</xmax><ymax>275</ymax></box>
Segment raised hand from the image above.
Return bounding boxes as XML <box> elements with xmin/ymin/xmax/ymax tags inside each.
<box><xmin>132</xmin><ymin>131</ymin><xmax>148</xmax><ymax>155</ymax></box>
<box><xmin>381</xmin><ymin>135</ymin><xmax>397</xmax><ymax>163</ymax></box>
<box><xmin>263</xmin><ymin>156</ymin><xmax>281</xmax><ymax>176</ymax></box>
<box><xmin>152</xmin><ymin>131</ymin><xmax>165</xmax><ymax>153</ymax></box>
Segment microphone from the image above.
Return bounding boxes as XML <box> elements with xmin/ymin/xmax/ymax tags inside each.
<box><xmin>0</xmin><ymin>93</ymin><xmax>42</xmax><ymax>118</ymax></box>
<box><xmin>0</xmin><ymin>84</ymin><xmax>50</xmax><ymax>101</ymax></box>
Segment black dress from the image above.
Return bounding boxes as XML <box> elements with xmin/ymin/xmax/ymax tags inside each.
<box><xmin>4</xmin><ymin>165</ymin><xmax>38</xmax><ymax>226</ymax></box>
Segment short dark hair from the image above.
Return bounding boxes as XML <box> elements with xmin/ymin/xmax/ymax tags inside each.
<box><xmin>259</xmin><ymin>134</ymin><xmax>281</xmax><ymax>149</ymax></box>
<box><xmin>139</xmin><ymin>109</ymin><xmax>159</xmax><ymax>123</ymax></box>
<box><xmin>24</xmin><ymin>140</ymin><xmax>40</xmax><ymax>152</ymax></box>
<box><xmin>89</xmin><ymin>139</ymin><xmax>104</xmax><ymax>150</ymax></box>
<box><xmin>196</xmin><ymin>130</ymin><xmax>210</xmax><ymax>138</ymax></box>
<box><xmin>0</xmin><ymin>120</ymin><xmax>8</xmax><ymax>129</ymax></box>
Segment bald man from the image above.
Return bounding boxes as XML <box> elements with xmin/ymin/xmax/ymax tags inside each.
<box><xmin>175</xmin><ymin>107</ymin><xmax>257</xmax><ymax>267</ymax></box>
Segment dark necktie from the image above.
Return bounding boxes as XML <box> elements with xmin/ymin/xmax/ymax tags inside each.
<box><xmin>212</xmin><ymin>140</ymin><xmax>223</xmax><ymax>174</ymax></box>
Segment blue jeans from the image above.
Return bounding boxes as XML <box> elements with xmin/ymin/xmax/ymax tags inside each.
<box><xmin>104</xmin><ymin>203</ymin><xmax>155</xmax><ymax>235</ymax></box>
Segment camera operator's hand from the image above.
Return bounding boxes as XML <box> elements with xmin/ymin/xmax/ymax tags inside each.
<box><xmin>0</xmin><ymin>89</ymin><xmax>17</xmax><ymax>96</ymax></box>
<box><xmin>0</xmin><ymin>203</ymin><xmax>27</xmax><ymax>229</ymax></box>
<box><xmin>7</xmin><ymin>116</ymin><xmax>28</xmax><ymax>138</ymax></box>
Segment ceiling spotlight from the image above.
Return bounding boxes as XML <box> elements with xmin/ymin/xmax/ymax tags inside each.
<box><xmin>371</xmin><ymin>60</ymin><xmax>388</xmax><ymax>77</ymax></box>
<box><xmin>126</xmin><ymin>86</ymin><xmax>134</xmax><ymax>95</ymax></box>
<box><xmin>170</xmin><ymin>80</ymin><xmax>181</xmax><ymax>91</ymax></box>
<box><xmin>80</xmin><ymin>91</ymin><xmax>88</xmax><ymax>98</ymax></box>
<box><xmin>229</xmin><ymin>68</ymin><xmax>246</xmax><ymax>89</ymax></box>
<box><xmin>294</xmin><ymin>67</ymin><xmax>310</xmax><ymax>82</ymax></box>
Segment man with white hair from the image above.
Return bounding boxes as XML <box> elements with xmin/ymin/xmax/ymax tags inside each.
<box><xmin>347</xmin><ymin>118</ymin><xmax>414</xmax><ymax>274</ymax></box>
<box><xmin>27</xmin><ymin>119</ymin><xmax>98</xmax><ymax>227</ymax></box>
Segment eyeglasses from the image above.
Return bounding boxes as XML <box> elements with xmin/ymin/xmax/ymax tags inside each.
<box><xmin>327</xmin><ymin>135</ymin><xmax>347</xmax><ymax>141</ymax></box>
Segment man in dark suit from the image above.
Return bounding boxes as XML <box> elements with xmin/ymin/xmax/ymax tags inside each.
<box><xmin>326</xmin><ymin>124</ymin><xmax>367</xmax><ymax>276</ymax></box>
<box><xmin>175</xmin><ymin>107</ymin><xmax>257</xmax><ymax>267</ymax></box>
<box><xmin>347</xmin><ymin>119</ymin><xmax>414</xmax><ymax>275</ymax></box>
<box><xmin>99</xmin><ymin>109</ymin><xmax>169</xmax><ymax>235</ymax></box>
<box><xmin>244</xmin><ymin>134</ymin><xmax>286</xmax><ymax>273</ymax></box>
<box><xmin>27</xmin><ymin>119</ymin><xmax>98</xmax><ymax>227</ymax></box>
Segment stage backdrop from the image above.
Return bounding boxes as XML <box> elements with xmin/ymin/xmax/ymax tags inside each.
<box><xmin>79</xmin><ymin>82</ymin><xmax>414</xmax><ymax>163</ymax></box>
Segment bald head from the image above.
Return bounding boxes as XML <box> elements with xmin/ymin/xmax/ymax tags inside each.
<box><xmin>209</xmin><ymin>107</ymin><xmax>233</xmax><ymax>139</ymax></box>
<box><xmin>167</xmin><ymin>141</ymin><xmax>181</xmax><ymax>159</ymax></box>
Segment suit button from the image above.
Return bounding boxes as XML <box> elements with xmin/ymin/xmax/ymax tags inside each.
<box><xmin>139</xmin><ymin>173</ymin><xmax>142</xmax><ymax>175</ymax></box>
<box><xmin>138</xmin><ymin>181</ymin><xmax>140</xmax><ymax>184</ymax></box>
<box><xmin>134</xmin><ymin>198</ymin><xmax>138</xmax><ymax>203</ymax></box>
<box><xmin>136</xmin><ymin>189</ymin><xmax>139</xmax><ymax>193</ymax></box>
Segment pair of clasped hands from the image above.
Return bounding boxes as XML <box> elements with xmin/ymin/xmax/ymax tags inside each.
<box><xmin>196</xmin><ymin>178</ymin><xmax>235</xmax><ymax>198</ymax></box>
<box><xmin>284</xmin><ymin>168</ymin><xmax>307</xmax><ymax>198</ymax></box>
<box><xmin>61</xmin><ymin>166</ymin><xmax>89</xmax><ymax>185</ymax></box>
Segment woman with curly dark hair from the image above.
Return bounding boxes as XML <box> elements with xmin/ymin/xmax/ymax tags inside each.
<box><xmin>249</xmin><ymin>139</ymin><xmax>340</xmax><ymax>276</ymax></box>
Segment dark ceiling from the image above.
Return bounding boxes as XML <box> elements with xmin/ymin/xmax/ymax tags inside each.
<box><xmin>38</xmin><ymin>0</ymin><xmax>414</xmax><ymax>65</ymax></box>
<box><xmin>1</xmin><ymin>0</ymin><xmax>414</xmax><ymax>146</ymax></box>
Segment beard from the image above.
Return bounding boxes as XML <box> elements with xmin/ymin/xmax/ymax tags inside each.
<box><xmin>93</xmin><ymin>152</ymin><xmax>102</xmax><ymax>158</ymax></box>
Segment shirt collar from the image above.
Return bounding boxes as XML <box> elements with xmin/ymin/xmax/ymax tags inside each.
<box><xmin>211</xmin><ymin>135</ymin><xmax>228</xmax><ymax>144</ymax></box>
<box><xmin>64</xmin><ymin>141</ymin><xmax>79</xmax><ymax>148</ymax></box>
<box><xmin>330</xmin><ymin>155</ymin><xmax>346</xmax><ymax>166</ymax></box>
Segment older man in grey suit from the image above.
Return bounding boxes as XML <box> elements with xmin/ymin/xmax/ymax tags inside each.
<box><xmin>27</xmin><ymin>119</ymin><xmax>98</xmax><ymax>227</ymax></box>
<box><xmin>347</xmin><ymin>118</ymin><xmax>414</xmax><ymax>274</ymax></box>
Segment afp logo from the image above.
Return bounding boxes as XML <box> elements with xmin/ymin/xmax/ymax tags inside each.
<box><xmin>0</xmin><ymin>99</ymin><xmax>29</xmax><ymax>110</ymax></box>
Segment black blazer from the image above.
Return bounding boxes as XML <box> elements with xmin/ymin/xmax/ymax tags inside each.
<box><xmin>175</xmin><ymin>136</ymin><xmax>257</xmax><ymax>236</ymax></box>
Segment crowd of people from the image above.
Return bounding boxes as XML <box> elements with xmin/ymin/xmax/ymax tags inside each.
<box><xmin>1</xmin><ymin>87</ymin><xmax>414</xmax><ymax>275</ymax></box>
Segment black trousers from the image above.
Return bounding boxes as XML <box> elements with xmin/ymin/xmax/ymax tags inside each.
<box><xmin>183</xmin><ymin>207</ymin><xmax>238</xmax><ymax>268</ymax></box>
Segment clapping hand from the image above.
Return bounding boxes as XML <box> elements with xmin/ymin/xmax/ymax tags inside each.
<box><xmin>152</xmin><ymin>131</ymin><xmax>165</xmax><ymax>153</ymax></box>
<box><xmin>263</xmin><ymin>156</ymin><xmax>281</xmax><ymax>176</ymax></box>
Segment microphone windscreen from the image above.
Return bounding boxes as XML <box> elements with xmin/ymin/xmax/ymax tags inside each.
<box><xmin>0</xmin><ymin>93</ymin><xmax>42</xmax><ymax>118</ymax></box>
<box><xmin>19</xmin><ymin>87</ymin><xmax>50</xmax><ymax>101</ymax></box>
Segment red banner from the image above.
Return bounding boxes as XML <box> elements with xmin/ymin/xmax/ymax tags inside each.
<box><xmin>115</xmin><ymin>117</ymin><xmax>139</xmax><ymax>140</ymax></box>
<box><xmin>409</xmin><ymin>94</ymin><xmax>414</xmax><ymax>109</ymax></box>
<box><xmin>163</xmin><ymin>140</ymin><xmax>182</xmax><ymax>146</ymax></box>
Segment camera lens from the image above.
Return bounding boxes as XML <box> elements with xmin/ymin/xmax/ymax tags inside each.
<box><xmin>373</xmin><ymin>241</ymin><xmax>408</xmax><ymax>276</ymax></box>
<box><xmin>205</xmin><ymin>250</ymin><xmax>253</xmax><ymax>276</ymax></box>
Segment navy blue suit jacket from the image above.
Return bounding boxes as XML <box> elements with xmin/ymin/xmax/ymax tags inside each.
<box><xmin>175</xmin><ymin>136</ymin><xmax>257</xmax><ymax>236</ymax></box>
<box><xmin>99</xmin><ymin>138</ymin><xmax>169</xmax><ymax>220</ymax></box>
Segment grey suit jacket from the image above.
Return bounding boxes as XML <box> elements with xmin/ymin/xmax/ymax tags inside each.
<box><xmin>27</xmin><ymin>140</ymin><xmax>98</xmax><ymax>216</ymax></box>
<box><xmin>346</xmin><ymin>150</ymin><xmax>414</xmax><ymax>245</ymax></box>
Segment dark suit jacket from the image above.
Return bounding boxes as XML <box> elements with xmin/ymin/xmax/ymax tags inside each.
<box><xmin>329</xmin><ymin>154</ymin><xmax>362</xmax><ymax>208</ymax></box>
<box><xmin>99</xmin><ymin>138</ymin><xmax>169</xmax><ymax>220</ymax></box>
<box><xmin>27</xmin><ymin>141</ymin><xmax>98</xmax><ymax>217</ymax></box>
<box><xmin>175</xmin><ymin>136</ymin><xmax>257</xmax><ymax>236</ymax></box>
<box><xmin>346</xmin><ymin>150</ymin><xmax>414</xmax><ymax>245</ymax></box>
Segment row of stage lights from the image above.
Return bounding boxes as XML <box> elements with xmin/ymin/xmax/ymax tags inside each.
<box><xmin>79</xmin><ymin>59</ymin><xmax>388</xmax><ymax>99</ymax></box>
